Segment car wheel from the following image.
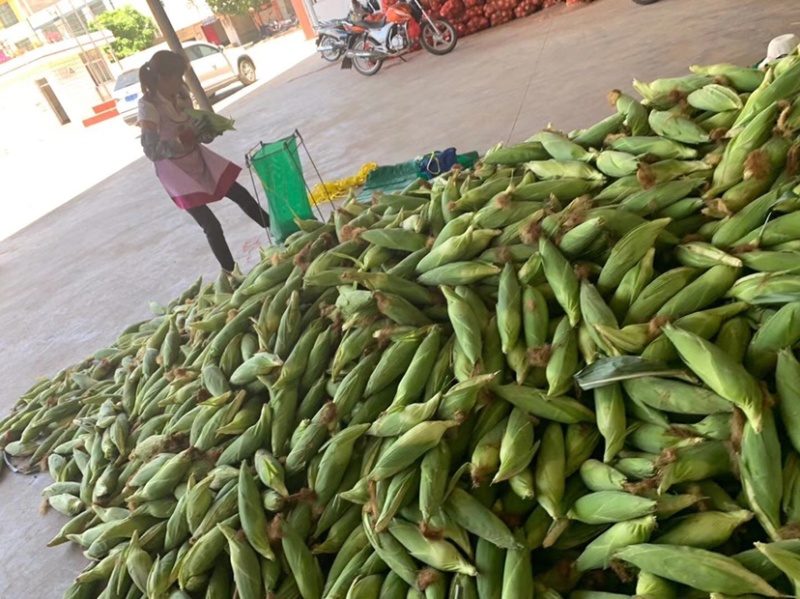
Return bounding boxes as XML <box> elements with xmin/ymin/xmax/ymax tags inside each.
<box><xmin>239</xmin><ymin>58</ymin><xmax>256</xmax><ymax>85</ymax></box>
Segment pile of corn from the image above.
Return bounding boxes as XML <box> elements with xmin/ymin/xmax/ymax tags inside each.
<box><xmin>5</xmin><ymin>51</ymin><xmax>800</xmax><ymax>599</ymax></box>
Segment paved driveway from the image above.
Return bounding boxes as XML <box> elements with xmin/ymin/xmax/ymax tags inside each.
<box><xmin>0</xmin><ymin>0</ymin><xmax>795</xmax><ymax>595</ymax></box>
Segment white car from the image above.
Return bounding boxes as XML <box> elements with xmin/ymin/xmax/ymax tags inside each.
<box><xmin>113</xmin><ymin>41</ymin><xmax>257</xmax><ymax>124</ymax></box>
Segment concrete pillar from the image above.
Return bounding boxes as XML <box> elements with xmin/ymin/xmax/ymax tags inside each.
<box><xmin>290</xmin><ymin>0</ymin><xmax>315</xmax><ymax>38</ymax></box>
<box><xmin>219</xmin><ymin>14</ymin><xmax>243</xmax><ymax>46</ymax></box>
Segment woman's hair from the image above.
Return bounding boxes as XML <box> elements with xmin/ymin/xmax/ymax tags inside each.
<box><xmin>139</xmin><ymin>50</ymin><xmax>187</xmax><ymax>98</ymax></box>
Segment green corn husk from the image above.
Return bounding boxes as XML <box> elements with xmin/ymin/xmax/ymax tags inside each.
<box><xmin>715</xmin><ymin>317</ymin><xmax>752</xmax><ymax>364</ymax></box>
<box><xmin>444</xmin><ymin>488</ymin><xmax>519</xmax><ymax>550</ymax></box>
<box><xmin>546</xmin><ymin>317</ymin><xmax>579</xmax><ymax>397</ymax></box>
<box><xmin>777</xmin><ymin>349</ymin><xmax>800</xmax><ymax>455</ymax></box>
<box><xmin>533</xmin><ymin>422</ymin><xmax>565</xmax><ymax>521</ymax></box>
<box><xmin>573</xmin><ymin>112</ymin><xmax>627</xmax><ymax>149</ymax></box>
<box><xmin>726</xmin><ymin>271</ymin><xmax>800</xmax><ymax>304</ymax></box>
<box><xmin>720</xmin><ymin>137</ymin><xmax>792</xmax><ymax>212</ymax></box>
<box><xmin>610</xmin><ymin>90</ymin><xmax>650</xmax><ymax>136</ymax></box>
<box><xmin>688</xmin><ymin>83</ymin><xmax>743</xmax><ymax>112</ymax></box>
<box><xmin>496</xmin><ymin>264</ymin><xmax>522</xmax><ymax>355</ymax></box>
<box><xmin>622</xmin><ymin>377</ymin><xmax>732</xmax><ymax>415</ymax></box>
<box><xmin>369</xmin><ymin>421</ymin><xmax>455</xmax><ymax>481</ymax></box>
<box><xmin>564</xmin><ymin>423</ymin><xmax>601</xmax><ymax>478</ymax></box>
<box><xmin>595</xmin><ymin>151</ymin><xmax>640</xmax><ymax>178</ymax></box>
<box><xmin>662</xmin><ymin>325</ymin><xmax>764</xmax><ymax>430</ymax></box>
<box><xmin>655</xmin><ymin>264</ymin><xmax>740</xmax><ymax>320</ymax></box>
<box><xmin>735</xmin><ymin>61</ymin><xmax>800</xmax><ymax>127</ymax></box>
<box><xmin>568</xmin><ymin>491</ymin><xmax>657</xmax><ymax>524</ymax></box>
<box><xmin>620</xmin><ymin>179</ymin><xmax>702</xmax><ymax>216</ymax></box>
<box><xmin>558</xmin><ymin>217</ymin><xmax>605</xmax><ymax>259</ymax></box>
<box><xmin>388</xmin><ymin>519</ymin><xmax>476</xmax><ymax>576</ymax></box>
<box><xmin>575</xmin><ymin>515</ymin><xmax>656</xmax><ymax>571</ymax></box>
<box><xmin>614</xmin><ymin>544</ymin><xmax>780</xmax><ymax>596</ymax></box>
<box><xmin>580</xmin><ymin>280</ymin><xmax>620</xmax><ymax>357</ymax></box>
<box><xmin>707</xmin><ymin>102</ymin><xmax>781</xmax><ymax>198</ymax></box>
<box><xmin>493</xmin><ymin>408</ymin><xmax>538</xmax><ymax>484</ymax></box>
<box><xmin>740</xmin><ymin>407</ymin><xmax>783</xmax><ymax>541</ymax></box>
<box><xmin>539</xmin><ymin>237</ymin><xmax>581</xmax><ymax>326</ymax></box>
<box><xmin>609</xmin><ymin>248</ymin><xmax>655</xmax><ymax>320</ymax></box>
<box><xmin>745</xmin><ymin>302</ymin><xmax>800</xmax><ymax>377</ymax></box>
<box><xmin>656</xmin><ymin>197</ymin><xmax>704</xmax><ymax>220</ymax></box>
<box><xmin>594</xmin><ymin>383</ymin><xmax>625</xmax><ymax>463</ymax></box>
<box><xmin>500</xmin><ymin>532</ymin><xmax>533</xmax><ymax>599</ymax></box>
<box><xmin>529</xmin><ymin>130</ymin><xmax>597</xmax><ymax>162</ymax></box>
<box><xmin>657</xmin><ymin>441</ymin><xmax>732</xmax><ymax>493</ymax></box>
<box><xmin>633</xmin><ymin>74</ymin><xmax>713</xmax><ymax>105</ymax></box>
<box><xmin>609</xmin><ymin>135</ymin><xmax>698</xmax><ymax>159</ymax></box>
<box><xmin>690</xmin><ymin>63</ymin><xmax>765</xmax><ymax>92</ymax></box>
<box><xmin>492</xmin><ymin>384</ymin><xmax>595</xmax><ymax>423</ymax></box>
<box><xmin>483</xmin><ymin>141</ymin><xmax>549</xmax><ymax>165</ymax></box>
<box><xmin>579</xmin><ymin>459</ymin><xmax>628</xmax><ymax>492</ymax></box>
<box><xmin>653</xmin><ymin>509</ymin><xmax>753</xmax><ymax>549</ymax></box>
<box><xmin>526</xmin><ymin>160</ymin><xmax>604</xmax><ymax>181</ymax></box>
<box><xmin>648</xmin><ymin>110</ymin><xmax>710</xmax><ymax>145</ymax></box>
<box><xmin>597</xmin><ymin>218</ymin><xmax>671</xmax><ymax>294</ymax></box>
<box><xmin>674</xmin><ymin>242</ymin><xmax>742</xmax><ymax>269</ymax></box>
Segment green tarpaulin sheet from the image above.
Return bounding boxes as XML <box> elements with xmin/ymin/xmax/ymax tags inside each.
<box><xmin>250</xmin><ymin>136</ymin><xmax>315</xmax><ymax>243</ymax></box>
<box><xmin>357</xmin><ymin>160</ymin><xmax>420</xmax><ymax>202</ymax></box>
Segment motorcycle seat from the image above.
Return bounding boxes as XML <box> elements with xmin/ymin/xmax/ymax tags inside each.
<box><xmin>354</xmin><ymin>18</ymin><xmax>386</xmax><ymax>28</ymax></box>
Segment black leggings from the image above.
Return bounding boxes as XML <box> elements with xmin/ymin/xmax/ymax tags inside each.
<box><xmin>186</xmin><ymin>182</ymin><xmax>270</xmax><ymax>272</ymax></box>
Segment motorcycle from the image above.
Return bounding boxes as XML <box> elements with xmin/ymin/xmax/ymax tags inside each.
<box><xmin>315</xmin><ymin>19</ymin><xmax>351</xmax><ymax>62</ymax></box>
<box><xmin>342</xmin><ymin>0</ymin><xmax>457</xmax><ymax>76</ymax></box>
<box><xmin>259</xmin><ymin>17</ymin><xmax>299</xmax><ymax>39</ymax></box>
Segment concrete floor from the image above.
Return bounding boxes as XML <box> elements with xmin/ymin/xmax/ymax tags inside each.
<box><xmin>0</xmin><ymin>0</ymin><xmax>796</xmax><ymax>596</ymax></box>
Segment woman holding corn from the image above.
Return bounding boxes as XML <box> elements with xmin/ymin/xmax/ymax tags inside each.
<box><xmin>137</xmin><ymin>50</ymin><xmax>270</xmax><ymax>273</ymax></box>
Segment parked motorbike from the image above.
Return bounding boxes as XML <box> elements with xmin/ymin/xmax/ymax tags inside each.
<box><xmin>315</xmin><ymin>19</ymin><xmax>351</xmax><ymax>62</ymax></box>
<box><xmin>342</xmin><ymin>0</ymin><xmax>457</xmax><ymax>76</ymax></box>
<box><xmin>259</xmin><ymin>18</ymin><xmax>299</xmax><ymax>39</ymax></box>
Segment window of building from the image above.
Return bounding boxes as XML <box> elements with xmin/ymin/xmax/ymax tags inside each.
<box><xmin>80</xmin><ymin>49</ymin><xmax>113</xmax><ymax>85</ymax></box>
<box><xmin>0</xmin><ymin>2</ymin><xmax>19</xmax><ymax>28</ymax></box>
<box><xmin>16</xmin><ymin>38</ymin><xmax>34</xmax><ymax>52</ymax></box>
<box><xmin>87</xmin><ymin>0</ymin><xmax>107</xmax><ymax>19</ymax></box>
<box><xmin>65</xmin><ymin>11</ymin><xmax>89</xmax><ymax>36</ymax></box>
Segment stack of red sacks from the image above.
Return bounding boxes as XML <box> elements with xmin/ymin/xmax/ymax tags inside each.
<box><xmin>420</xmin><ymin>0</ymin><xmax>589</xmax><ymax>38</ymax></box>
<box><xmin>462</xmin><ymin>0</ymin><xmax>490</xmax><ymax>36</ymax></box>
<box><xmin>513</xmin><ymin>0</ymin><xmax>541</xmax><ymax>18</ymax></box>
<box><xmin>482</xmin><ymin>0</ymin><xmax>514</xmax><ymax>28</ymax></box>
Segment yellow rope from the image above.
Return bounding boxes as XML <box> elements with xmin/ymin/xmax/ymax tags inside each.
<box><xmin>308</xmin><ymin>162</ymin><xmax>379</xmax><ymax>205</ymax></box>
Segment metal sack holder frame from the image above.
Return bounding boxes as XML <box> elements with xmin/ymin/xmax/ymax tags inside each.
<box><xmin>245</xmin><ymin>129</ymin><xmax>331</xmax><ymax>245</ymax></box>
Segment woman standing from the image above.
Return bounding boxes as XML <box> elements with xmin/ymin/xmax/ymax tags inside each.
<box><xmin>137</xmin><ymin>50</ymin><xmax>269</xmax><ymax>272</ymax></box>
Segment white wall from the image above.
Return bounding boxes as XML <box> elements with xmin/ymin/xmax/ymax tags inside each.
<box><xmin>0</xmin><ymin>52</ymin><xmax>104</xmax><ymax>146</ymax></box>
<box><xmin>312</xmin><ymin>0</ymin><xmax>349</xmax><ymax>21</ymax></box>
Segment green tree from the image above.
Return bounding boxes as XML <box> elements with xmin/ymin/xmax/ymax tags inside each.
<box><xmin>91</xmin><ymin>6</ymin><xmax>157</xmax><ymax>59</ymax></box>
<box><xmin>206</xmin><ymin>0</ymin><xmax>261</xmax><ymax>17</ymax></box>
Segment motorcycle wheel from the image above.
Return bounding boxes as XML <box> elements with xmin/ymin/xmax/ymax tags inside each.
<box><xmin>631</xmin><ymin>0</ymin><xmax>661</xmax><ymax>4</ymax></box>
<box><xmin>419</xmin><ymin>19</ymin><xmax>457</xmax><ymax>56</ymax></box>
<box><xmin>352</xmin><ymin>38</ymin><xmax>384</xmax><ymax>76</ymax></box>
<box><xmin>319</xmin><ymin>35</ymin><xmax>344</xmax><ymax>62</ymax></box>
